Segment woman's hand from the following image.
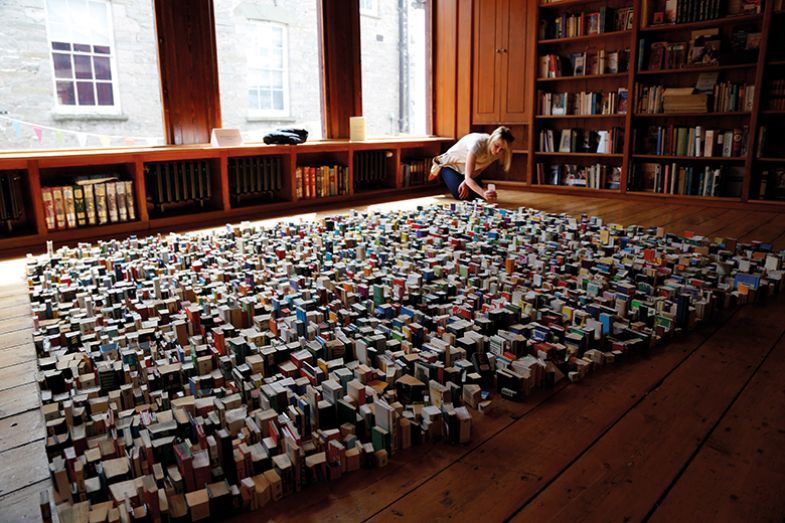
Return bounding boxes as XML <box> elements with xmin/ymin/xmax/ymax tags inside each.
<box><xmin>483</xmin><ymin>189</ymin><xmax>497</xmax><ymax>202</ymax></box>
<box><xmin>458</xmin><ymin>181</ymin><xmax>470</xmax><ymax>199</ymax></box>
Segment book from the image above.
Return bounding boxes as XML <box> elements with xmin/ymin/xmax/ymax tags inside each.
<box><xmin>688</xmin><ymin>29</ymin><xmax>720</xmax><ymax>66</ymax></box>
<box><xmin>73</xmin><ymin>185</ymin><xmax>87</xmax><ymax>227</ymax></box>
<box><xmin>62</xmin><ymin>186</ymin><xmax>77</xmax><ymax>229</ymax></box>
<box><xmin>94</xmin><ymin>183</ymin><xmax>108</xmax><ymax>225</ymax></box>
<box><xmin>51</xmin><ymin>188</ymin><xmax>66</xmax><ymax>230</ymax></box>
<box><xmin>115</xmin><ymin>181</ymin><xmax>127</xmax><ymax>222</ymax></box>
<box><xmin>83</xmin><ymin>184</ymin><xmax>97</xmax><ymax>225</ymax></box>
<box><xmin>41</xmin><ymin>188</ymin><xmax>56</xmax><ymax>230</ymax></box>
<box><xmin>106</xmin><ymin>181</ymin><xmax>119</xmax><ymax>223</ymax></box>
<box><xmin>559</xmin><ymin>129</ymin><xmax>573</xmax><ymax>152</ymax></box>
<box><xmin>125</xmin><ymin>181</ymin><xmax>136</xmax><ymax>221</ymax></box>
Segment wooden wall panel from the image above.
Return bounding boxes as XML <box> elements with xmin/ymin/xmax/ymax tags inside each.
<box><xmin>154</xmin><ymin>0</ymin><xmax>221</xmax><ymax>145</ymax></box>
<box><xmin>319</xmin><ymin>0</ymin><xmax>362</xmax><ymax>139</ymax></box>
<box><xmin>456</xmin><ymin>0</ymin><xmax>473</xmax><ymax>137</ymax></box>
<box><xmin>433</xmin><ymin>0</ymin><xmax>474</xmax><ymax>138</ymax></box>
<box><xmin>433</xmin><ymin>0</ymin><xmax>459</xmax><ymax>137</ymax></box>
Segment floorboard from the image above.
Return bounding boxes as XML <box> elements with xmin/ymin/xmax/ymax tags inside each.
<box><xmin>509</xmin><ymin>299</ymin><xmax>785</xmax><ymax>523</ymax></box>
<box><xmin>648</xmin><ymin>325</ymin><xmax>785</xmax><ymax>523</ymax></box>
<box><xmin>367</xmin><ymin>313</ymin><xmax>732</xmax><ymax>522</ymax></box>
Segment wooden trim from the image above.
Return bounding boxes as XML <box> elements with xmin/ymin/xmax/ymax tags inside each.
<box><xmin>745</xmin><ymin>0</ymin><xmax>772</xmax><ymax>201</ymax></box>
<box><xmin>433</xmin><ymin>0</ymin><xmax>459</xmax><ymax>137</ymax></box>
<box><xmin>319</xmin><ymin>0</ymin><xmax>362</xmax><ymax>139</ymax></box>
<box><xmin>426</xmin><ymin>0</ymin><xmax>435</xmax><ymax>136</ymax></box>
<box><xmin>456</xmin><ymin>0</ymin><xmax>474</xmax><ymax>137</ymax></box>
<box><xmin>153</xmin><ymin>0</ymin><xmax>221</xmax><ymax>145</ymax></box>
<box><xmin>27</xmin><ymin>161</ymin><xmax>46</xmax><ymax>237</ymax></box>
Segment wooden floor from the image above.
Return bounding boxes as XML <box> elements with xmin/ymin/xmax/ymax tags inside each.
<box><xmin>1</xmin><ymin>190</ymin><xmax>785</xmax><ymax>522</ymax></box>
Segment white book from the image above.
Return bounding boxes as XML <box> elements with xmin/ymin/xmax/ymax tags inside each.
<box><xmin>704</xmin><ymin>130</ymin><xmax>715</xmax><ymax>157</ymax></box>
<box><xmin>115</xmin><ymin>181</ymin><xmax>128</xmax><ymax>222</ymax></box>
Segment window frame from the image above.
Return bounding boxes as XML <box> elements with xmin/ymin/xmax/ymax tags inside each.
<box><xmin>246</xmin><ymin>20</ymin><xmax>291</xmax><ymax>119</ymax></box>
<box><xmin>44</xmin><ymin>0</ymin><xmax>122</xmax><ymax>116</ymax></box>
<box><xmin>359</xmin><ymin>0</ymin><xmax>379</xmax><ymax>17</ymax></box>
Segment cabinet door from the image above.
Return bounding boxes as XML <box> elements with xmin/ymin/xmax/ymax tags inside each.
<box><xmin>472</xmin><ymin>0</ymin><xmax>502</xmax><ymax>124</ymax></box>
<box><xmin>499</xmin><ymin>0</ymin><xmax>532</xmax><ymax>123</ymax></box>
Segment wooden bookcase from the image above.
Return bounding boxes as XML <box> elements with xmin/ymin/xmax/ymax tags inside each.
<box><xmin>479</xmin><ymin>0</ymin><xmax>783</xmax><ymax>210</ymax></box>
<box><xmin>529</xmin><ymin>0</ymin><xmax>636</xmax><ymax>194</ymax></box>
<box><xmin>0</xmin><ymin>138</ymin><xmax>449</xmax><ymax>258</ymax></box>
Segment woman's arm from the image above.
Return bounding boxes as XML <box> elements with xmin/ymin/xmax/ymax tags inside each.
<box><xmin>459</xmin><ymin>150</ymin><xmax>487</xmax><ymax>199</ymax></box>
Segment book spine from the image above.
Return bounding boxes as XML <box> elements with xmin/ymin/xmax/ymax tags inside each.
<box><xmin>116</xmin><ymin>181</ymin><xmax>128</xmax><ymax>222</ymax></box>
<box><xmin>94</xmin><ymin>183</ymin><xmax>108</xmax><ymax>225</ymax></box>
<box><xmin>62</xmin><ymin>186</ymin><xmax>77</xmax><ymax>229</ymax></box>
<box><xmin>106</xmin><ymin>181</ymin><xmax>119</xmax><ymax>223</ymax></box>
<box><xmin>73</xmin><ymin>185</ymin><xmax>87</xmax><ymax>227</ymax></box>
<box><xmin>125</xmin><ymin>181</ymin><xmax>136</xmax><ymax>221</ymax></box>
<box><xmin>83</xmin><ymin>184</ymin><xmax>97</xmax><ymax>225</ymax></box>
<box><xmin>41</xmin><ymin>188</ymin><xmax>56</xmax><ymax>230</ymax></box>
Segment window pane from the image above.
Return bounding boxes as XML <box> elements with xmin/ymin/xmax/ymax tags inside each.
<box><xmin>73</xmin><ymin>43</ymin><xmax>91</xmax><ymax>53</ymax></box>
<box><xmin>56</xmin><ymin>81</ymin><xmax>76</xmax><ymax>105</ymax></box>
<box><xmin>272</xmin><ymin>90</ymin><xmax>283</xmax><ymax>110</ymax></box>
<box><xmin>52</xmin><ymin>53</ymin><xmax>73</xmax><ymax>78</ymax></box>
<box><xmin>360</xmin><ymin>0</ymin><xmax>428</xmax><ymax>137</ymax></box>
<box><xmin>94</xmin><ymin>56</ymin><xmax>111</xmax><ymax>80</ymax></box>
<box><xmin>215</xmin><ymin>2</ymin><xmax>321</xmax><ymax>139</ymax></box>
<box><xmin>1</xmin><ymin>0</ymin><xmax>166</xmax><ymax>150</ymax></box>
<box><xmin>76</xmin><ymin>81</ymin><xmax>95</xmax><ymax>105</ymax></box>
<box><xmin>74</xmin><ymin>54</ymin><xmax>93</xmax><ymax>79</ymax></box>
<box><xmin>96</xmin><ymin>82</ymin><xmax>113</xmax><ymax>105</ymax></box>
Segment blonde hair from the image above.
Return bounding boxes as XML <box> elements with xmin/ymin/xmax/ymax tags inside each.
<box><xmin>489</xmin><ymin>126</ymin><xmax>514</xmax><ymax>172</ymax></box>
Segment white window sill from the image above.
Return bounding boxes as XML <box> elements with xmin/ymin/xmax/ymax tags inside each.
<box><xmin>246</xmin><ymin>116</ymin><xmax>296</xmax><ymax>123</ymax></box>
<box><xmin>51</xmin><ymin>112</ymin><xmax>129</xmax><ymax>122</ymax></box>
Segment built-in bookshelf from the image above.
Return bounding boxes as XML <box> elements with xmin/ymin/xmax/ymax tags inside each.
<box><xmin>0</xmin><ymin>139</ymin><xmax>450</xmax><ymax>258</ymax></box>
<box><xmin>532</xmin><ymin>0</ymin><xmax>635</xmax><ymax>192</ymax></box>
<box><xmin>523</xmin><ymin>0</ymin><xmax>775</xmax><ymax>204</ymax></box>
<box><xmin>629</xmin><ymin>0</ymin><xmax>764</xmax><ymax>200</ymax></box>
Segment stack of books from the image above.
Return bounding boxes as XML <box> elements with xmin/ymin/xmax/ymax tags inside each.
<box><xmin>401</xmin><ymin>158</ymin><xmax>434</xmax><ymax>187</ymax></box>
<box><xmin>354</xmin><ymin>151</ymin><xmax>392</xmax><ymax>191</ymax></box>
<box><xmin>41</xmin><ymin>178</ymin><xmax>136</xmax><ymax>231</ymax></box>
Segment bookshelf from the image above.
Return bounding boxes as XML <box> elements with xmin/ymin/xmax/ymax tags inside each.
<box><xmin>532</xmin><ymin>0</ymin><xmax>635</xmax><ymax>192</ymax></box>
<box><xmin>0</xmin><ymin>138</ymin><xmax>451</xmax><ymax>258</ymax></box>
<box><xmin>629</xmin><ymin>0</ymin><xmax>765</xmax><ymax>200</ymax></box>
<box><xmin>472</xmin><ymin>0</ymin><xmax>785</xmax><ymax>208</ymax></box>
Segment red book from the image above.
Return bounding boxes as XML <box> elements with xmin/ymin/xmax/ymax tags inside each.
<box><xmin>174</xmin><ymin>441</ymin><xmax>195</xmax><ymax>492</ymax></box>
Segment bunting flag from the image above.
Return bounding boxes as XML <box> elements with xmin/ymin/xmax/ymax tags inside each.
<box><xmin>0</xmin><ymin>114</ymin><xmax>159</xmax><ymax>147</ymax></box>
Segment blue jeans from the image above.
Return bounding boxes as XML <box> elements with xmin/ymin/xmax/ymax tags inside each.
<box><xmin>441</xmin><ymin>167</ymin><xmax>483</xmax><ymax>200</ymax></box>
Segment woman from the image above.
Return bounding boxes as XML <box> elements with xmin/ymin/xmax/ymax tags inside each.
<box><xmin>429</xmin><ymin>126</ymin><xmax>514</xmax><ymax>201</ymax></box>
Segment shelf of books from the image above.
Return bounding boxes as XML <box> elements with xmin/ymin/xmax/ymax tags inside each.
<box><xmin>0</xmin><ymin>138</ymin><xmax>451</xmax><ymax>257</ymax></box>
<box><xmin>533</xmin><ymin>0</ymin><xmax>634</xmax><ymax>192</ymax></box>
<box><xmin>628</xmin><ymin>0</ymin><xmax>763</xmax><ymax>200</ymax></box>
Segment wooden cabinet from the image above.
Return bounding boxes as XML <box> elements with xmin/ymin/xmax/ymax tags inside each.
<box><xmin>472</xmin><ymin>0</ymin><xmax>533</xmax><ymax>125</ymax></box>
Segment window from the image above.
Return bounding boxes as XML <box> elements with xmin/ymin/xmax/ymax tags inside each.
<box><xmin>248</xmin><ymin>22</ymin><xmax>289</xmax><ymax>117</ymax></box>
<box><xmin>360</xmin><ymin>0</ymin><xmax>378</xmax><ymax>17</ymax></box>
<box><xmin>214</xmin><ymin>1</ymin><xmax>323</xmax><ymax>141</ymax></box>
<box><xmin>0</xmin><ymin>0</ymin><xmax>165</xmax><ymax>150</ymax></box>
<box><xmin>360</xmin><ymin>0</ymin><xmax>428</xmax><ymax>137</ymax></box>
<box><xmin>46</xmin><ymin>0</ymin><xmax>119</xmax><ymax>114</ymax></box>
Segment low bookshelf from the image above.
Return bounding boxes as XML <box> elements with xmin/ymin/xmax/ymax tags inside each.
<box><xmin>0</xmin><ymin>138</ymin><xmax>452</xmax><ymax>258</ymax></box>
